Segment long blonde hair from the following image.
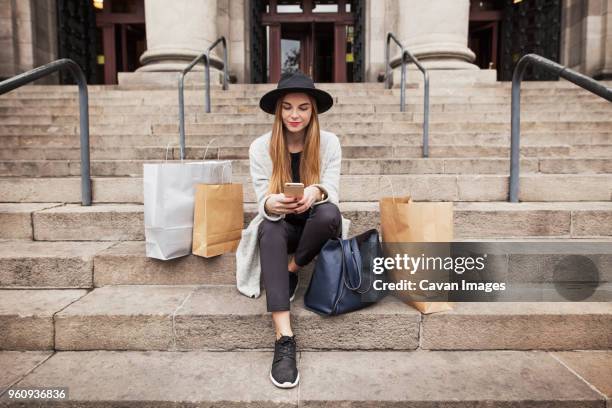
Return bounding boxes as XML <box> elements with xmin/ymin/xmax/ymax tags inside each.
<box><xmin>267</xmin><ymin>94</ymin><xmax>321</xmax><ymax>194</ymax></box>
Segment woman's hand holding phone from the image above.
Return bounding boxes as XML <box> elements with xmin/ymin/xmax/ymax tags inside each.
<box><xmin>294</xmin><ymin>186</ymin><xmax>320</xmax><ymax>214</ymax></box>
<box><xmin>264</xmin><ymin>186</ymin><xmax>321</xmax><ymax>215</ymax></box>
<box><xmin>265</xmin><ymin>193</ymin><xmax>300</xmax><ymax>215</ymax></box>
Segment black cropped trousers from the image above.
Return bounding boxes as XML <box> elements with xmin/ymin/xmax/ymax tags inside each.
<box><xmin>258</xmin><ymin>202</ymin><xmax>342</xmax><ymax>312</ymax></box>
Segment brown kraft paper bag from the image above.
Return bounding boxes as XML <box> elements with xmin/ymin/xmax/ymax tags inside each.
<box><xmin>379</xmin><ymin>196</ymin><xmax>454</xmax><ymax>314</ymax></box>
<box><xmin>192</xmin><ymin>183</ymin><xmax>244</xmax><ymax>258</ymax></box>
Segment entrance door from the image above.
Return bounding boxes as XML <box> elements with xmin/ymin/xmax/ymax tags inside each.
<box><xmin>279</xmin><ymin>22</ymin><xmax>334</xmax><ymax>82</ymax></box>
<box><xmin>281</xmin><ymin>23</ymin><xmax>311</xmax><ymax>76</ymax></box>
<box><xmin>500</xmin><ymin>0</ymin><xmax>561</xmax><ymax>81</ymax></box>
<box><xmin>260</xmin><ymin>0</ymin><xmax>357</xmax><ymax>83</ymax></box>
<box><xmin>93</xmin><ymin>0</ymin><xmax>146</xmax><ymax>84</ymax></box>
<box><xmin>469</xmin><ymin>0</ymin><xmax>503</xmax><ymax>74</ymax></box>
<box><xmin>313</xmin><ymin>23</ymin><xmax>334</xmax><ymax>82</ymax></box>
<box><xmin>57</xmin><ymin>0</ymin><xmax>98</xmax><ymax>84</ymax></box>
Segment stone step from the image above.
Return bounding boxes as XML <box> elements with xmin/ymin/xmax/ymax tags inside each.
<box><xmin>1</xmin><ymin>201</ymin><xmax>607</xmax><ymax>243</ymax></box>
<box><xmin>0</xmin><ymin>241</ymin><xmax>114</xmax><ymax>288</ymax></box>
<box><xmin>11</xmin><ymin>80</ymin><xmax>612</xmax><ymax>91</ymax></box>
<box><xmin>3</xmin><ymin>84</ymin><xmax>610</xmax><ymax>98</ymax></box>
<box><xmin>0</xmin><ymin>285</ymin><xmax>609</xmax><ymax>351</ymax></box>
<box><xmin>55</xmin><ymin>285</ymin><xmax>414</xmax><ymax>351</ymax></box>
<box><xmin>1</xmin><ymin>110</ymin><xmax>611</xmax><ymax>125</ymax></box>
<box><xmin>3</xmin><ymin>132</ymin><xmax>612</xmax><ymax>150</ymax></box>
<box><xmin>0</xmin><ymin>203</ymin><xmax>62</xmax><ymax>239</ymax></box>
<box><xmin>2</xmin><ymin>350</ymin><xmax>609</xmax><ymax>406</ymax></box>
<box><xmin>0</xmin><ymin>93</ymin><xmax>607</xmax><ymax>107</ymax></box>
<box><xmin>1</xmin><ymin>144</ymin><xmax>611</xmax><ymax>162</ymax></box>
<box><xmin>1</xmin><ymin>120</ymin><xmax>611</xmax><ymax>137</ymax></box>
<box><xmin>2</xmin><ymin>235</ymin><xmax>611</xmax><ymax>288</ymax></box>
<box><xmin>165</xmin><ymin>121</ymin><xmax>612</xmax><ymax>135</ymax></box>
<box><xmin>0</xmin><ymin>289</ymin><xmax>87</xmax><ymax>350</ymax></box>
<box><xmin>2</xmin><ymin>157</ymin><xmax>612</xmax><ymax>177</ymax></box>
<box><xmin>4</xmin><ymin>86</ymin><xmax>609</xmax><ymax>99</ymax></box>
<box><xmin>1</xmin><ymin>174</ymin><xmax>610</xmax><ymax>203</ymax></box>
<box><xmin>1</xmin><ymin>101</ymin><xmax>610</xmax><ymax>116</ymax></box>
<box><xmin>92</xmin><ymin>238</ymin><xmax>612</xmax><ymax>287</ymax></box>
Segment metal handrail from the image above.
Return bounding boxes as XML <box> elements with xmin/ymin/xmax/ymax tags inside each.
<box><xmin>178</xmin><ymin>36</ymin><xmax>229</xmax><ymax>160</ymax></box>
<box><xmin>385</xmin><ymin>32</ymin><xmax>430</xmax><ymax>157</ymax></box>
<box><xmin>0</xmin><ymin>58</ymin><xmax>91</xmax><ymax>205</ymax></box>
<box><xmin>509</xmin><ymin>53</ymin><xmax>612</xmax><ymax>202</ymax></box>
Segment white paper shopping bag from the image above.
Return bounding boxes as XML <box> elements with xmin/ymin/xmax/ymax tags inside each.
<box><xmin>143</xmin><ymin>160</ymin><xmax>231</xmax><ymax>260</ymax></box>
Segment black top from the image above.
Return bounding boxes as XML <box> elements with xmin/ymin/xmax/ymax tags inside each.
<box><xmin>285</xmin><ymin>151</ymin><xmax>309</xmax><ymax>225</ymax></box>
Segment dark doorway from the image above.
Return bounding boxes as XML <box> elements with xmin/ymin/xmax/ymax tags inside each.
<box><xmin>469</xmin><ymin>0</ymin><xmax>502</xmax><ymax>74</ymax></box>
<box><xmin>57</xmin><ymin>0</ymin><xmax>98</xmax><ymax>84</ymax></box>
<box><xmin>313</xmin><ymin>23</ymin><xmax>334</xmax><ymax>82</ymax></box>
<box><xmin>94</xmin><ymin>0</ymin><xmax>146</xmax><ymax>84</ymax></box>
<box><xmin>470</xmin><ymin>0</ymin><xmax>562</xmax><ymax>81</ymax></box>
<box><xmin>281</xmin><ymin>23</ymin><xmax>310</xmax><ymax>75</ymax></box>
<box><xmin>499</xmin><ymin>0</ymin><xmax>562</xmax><ymax>81</ymax></box>
<box><xmin>255</xmin><ymin>0</ymin><xmax>362</xmax><ymax>83</ymax></box>
<box><xmin>469</xmin><ymin>22</ymin><xmax>498</xmax><ymax>69</ymax></box>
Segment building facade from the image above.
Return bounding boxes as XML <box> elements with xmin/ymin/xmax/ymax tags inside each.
<box><xmin>1</xmin><ymin>0</ymin><xmax>611</xmax><ymax>84</ymax></box>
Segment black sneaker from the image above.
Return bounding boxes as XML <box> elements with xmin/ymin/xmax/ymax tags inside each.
<box><xmin>270</xmin><ymin>335</ymin><xmax>299</xmax><ymax>388</ymax></box>
<box><xmin>289</xmin><ymin>271</ymin><xmax>299</xmax><ymax>302</ymax></box>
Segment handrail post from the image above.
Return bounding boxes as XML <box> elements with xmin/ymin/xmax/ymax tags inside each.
<box><xmin>205</xmin><ymin>55</ymin><xmax>211</xmax><ymax>114</ymax></box>
<box><xmin>178</xmin><ymin>36</ymin><xmax>229</xmax><ymax>160</ymax></box>
<box><xmin>400</xmin><ymin>52</ymin><xmax>406</xmax><ymax>112</ymax></box>
<box><xmin>423</xmin><ymin>70</ymin><xmax>430</xmax><ymax>158</ymax></box>
<box><xmin>385</xmin><ymin>33</ymin><xmax>429</xmax><ymax>157</ymax></box>
<box><xmin>205</xmin><ymin>37</ymin><xmax>228</xmax><ymax>113</ymax></box>
<box><xmin>385</xmin><ymin>33</ymin><xmax>406</xmax><ymax>111</ymax></box>
<box><xmin>0</xmin><ymin>59</ymin><xmax>91</xmax><ymax>205</ymax></box>
<box><xmin>402</xmin><ymin>49</ymin><xmax>430</xmax><ymax>158</ymax></box>
<box><xmin>386</xmin><ymin>33</ymin><xmax>429</xmax><ymax>156</ymax></box>
<box><xmin>221</xmin><ymin>37</ymin><xmax>228</xmax><ymax>91</ymax></box>
<box><xmin>178</xmin><ymin>72</ymin><xmax>186</xmax><ymax>160</ymax></box>
<box><xmin>384</xmin><ymin>34</ymin><xmax>392</xmax><ymax>89</ymax></box>
<box><xmin>69</xmin><ymin>63</ymin><xmax>92</xmax><ymax>206</ymax></box>
<box><xmin>509</xmin><ymin>53</ymin><xmax>612</xmax><ymax>203</ymax></box>
<box><xmin>509</xmin><ymin>57</ymin><xmax>526</xmax><ymax>203</ymax></box>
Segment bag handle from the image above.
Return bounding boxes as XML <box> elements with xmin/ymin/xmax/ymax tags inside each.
<box><xmin>331</xmin><ymin>230</ymin><xmax>380</xmax><ymax>314</ymax></box>
<box><xmin>203</xmin><ymin>138</ymin><xmax>221</xmax><ymax>161</ymax></box>
<box><xmin>339</xmin><ymin>237</ymin><xmax>373</xmax><ymax>294</ymax></box>
<box><xmin>382</xmin><ymin>174</ymin><xmax>407</xmax><ymax>205</ymax></box>
<box><xmin>341</xmin><ymin>238</ymin><xmax>361</xmax><ymax>290</ymax></box>
<box><xmin>381</xmin><ymin>174</ymin><xmax>413</xmax><ymax>243</ymax></box>
<box><xmin>349</xmin><ymin>237</ymin><xmax>375</xmax><ymax>294</ymax></box>
<box><xmin>331</xmin><ymin>244</ymin><xmax>347</xmax><ymax>315</ymax></box>
<box><xmin>165</xmin><ymin>141</ymin><xmax>176</xmax><ymax>162</ymax></box>
<box><xmin>216</xmin><ymin>161</ymin><xmax>232</xmax><ymax>184</ymax></box>
<box><xmin>331</xmin><ymin>238</ymin><xmax>350</xmax><ymax>314</ymax></box>
<box><xmin>354</xmin><ymin>238</ymin><xmax>375</xmax><ymax>294</ymax></box>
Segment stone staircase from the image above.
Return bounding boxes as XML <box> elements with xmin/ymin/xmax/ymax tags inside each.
<box><xmin>0</xmin><ymin>81</ymin><xmax>611</xmax><ymax>406</ymax></box>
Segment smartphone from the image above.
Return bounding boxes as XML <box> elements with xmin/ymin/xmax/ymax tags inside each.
<box><xmin>284</xmin><ymin>182</ymin><xmax>304</xmax><ymax>198</ymax></box>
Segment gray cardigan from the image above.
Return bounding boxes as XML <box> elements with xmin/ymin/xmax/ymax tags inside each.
<box><xmin>235</xmin><ymin>129</ymin><xmax>350</xmax><ymax>298</ymax></box>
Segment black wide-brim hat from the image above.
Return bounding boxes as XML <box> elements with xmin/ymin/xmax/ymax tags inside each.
<box><xmin>259</xmin><ymin>71</ymin><xmax>334</xmax><ymax>115</ymax></box>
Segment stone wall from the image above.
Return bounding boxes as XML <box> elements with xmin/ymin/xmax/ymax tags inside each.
<box><xmin>217</xmin><ymin>0</ymin><xmax>247</xmax><ymax>83</ymax></box>
<box><xmin>603</xmin><ymin>0</ymin><xmax>612</xmax><ymax>77</ymax></box>
<box><xmin>0</xmin><ymin>0</ymin><xmax>16</xmax><ymax>79</ymax></box>
<box><xmin>561</xmin><ymin>0</ymin><xmax>612</xmax><ymax>78</ymax></box>
<box><xmin>0</xmin><ymin>0</ymin><xmax>57</xmax><ymax>82</ymax></box>
<box><xmin>365</xmin><ymin>0</ymin><xmax>398</xmax><ymax>82</ymax></box>
<box><xmin>32</xmin><ymin>0</ymin><xmax>57</xmax><ymax>71</ymax></box>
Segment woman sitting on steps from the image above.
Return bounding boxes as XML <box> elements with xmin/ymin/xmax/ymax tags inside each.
<box><xmin>235</xmin><ymin>71</ymin><xmax>350</xmax><ymax>389</ymax></box>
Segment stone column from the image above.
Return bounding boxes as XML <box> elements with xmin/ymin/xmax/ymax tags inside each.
<box><xmin>138</xmin><ymin>0</ymin><xmax>220</xmax><ymax>72</ymax></box>
<box><xmin>561</xmin><ymin>0</ymin><xmax>612</xmax><ymax>78</ymax></box>
<box><xmin>366</xmin><ymin>0</ymin><xmax>398</xmax><ymax>82</ymax></box>
<box><xmin>396</xmin><ymin>0</ymin><xmax>477</xmax><ymax>69</ymax></box>
<box><xmin>600</xmin><ymin>0</ymin><xmax>612</xmax><ymax>78</ymax></box>
<box><xmin>0</xmin><ymin>0</ymin><xmax>58</xmax><ymax>82</ymax></box>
